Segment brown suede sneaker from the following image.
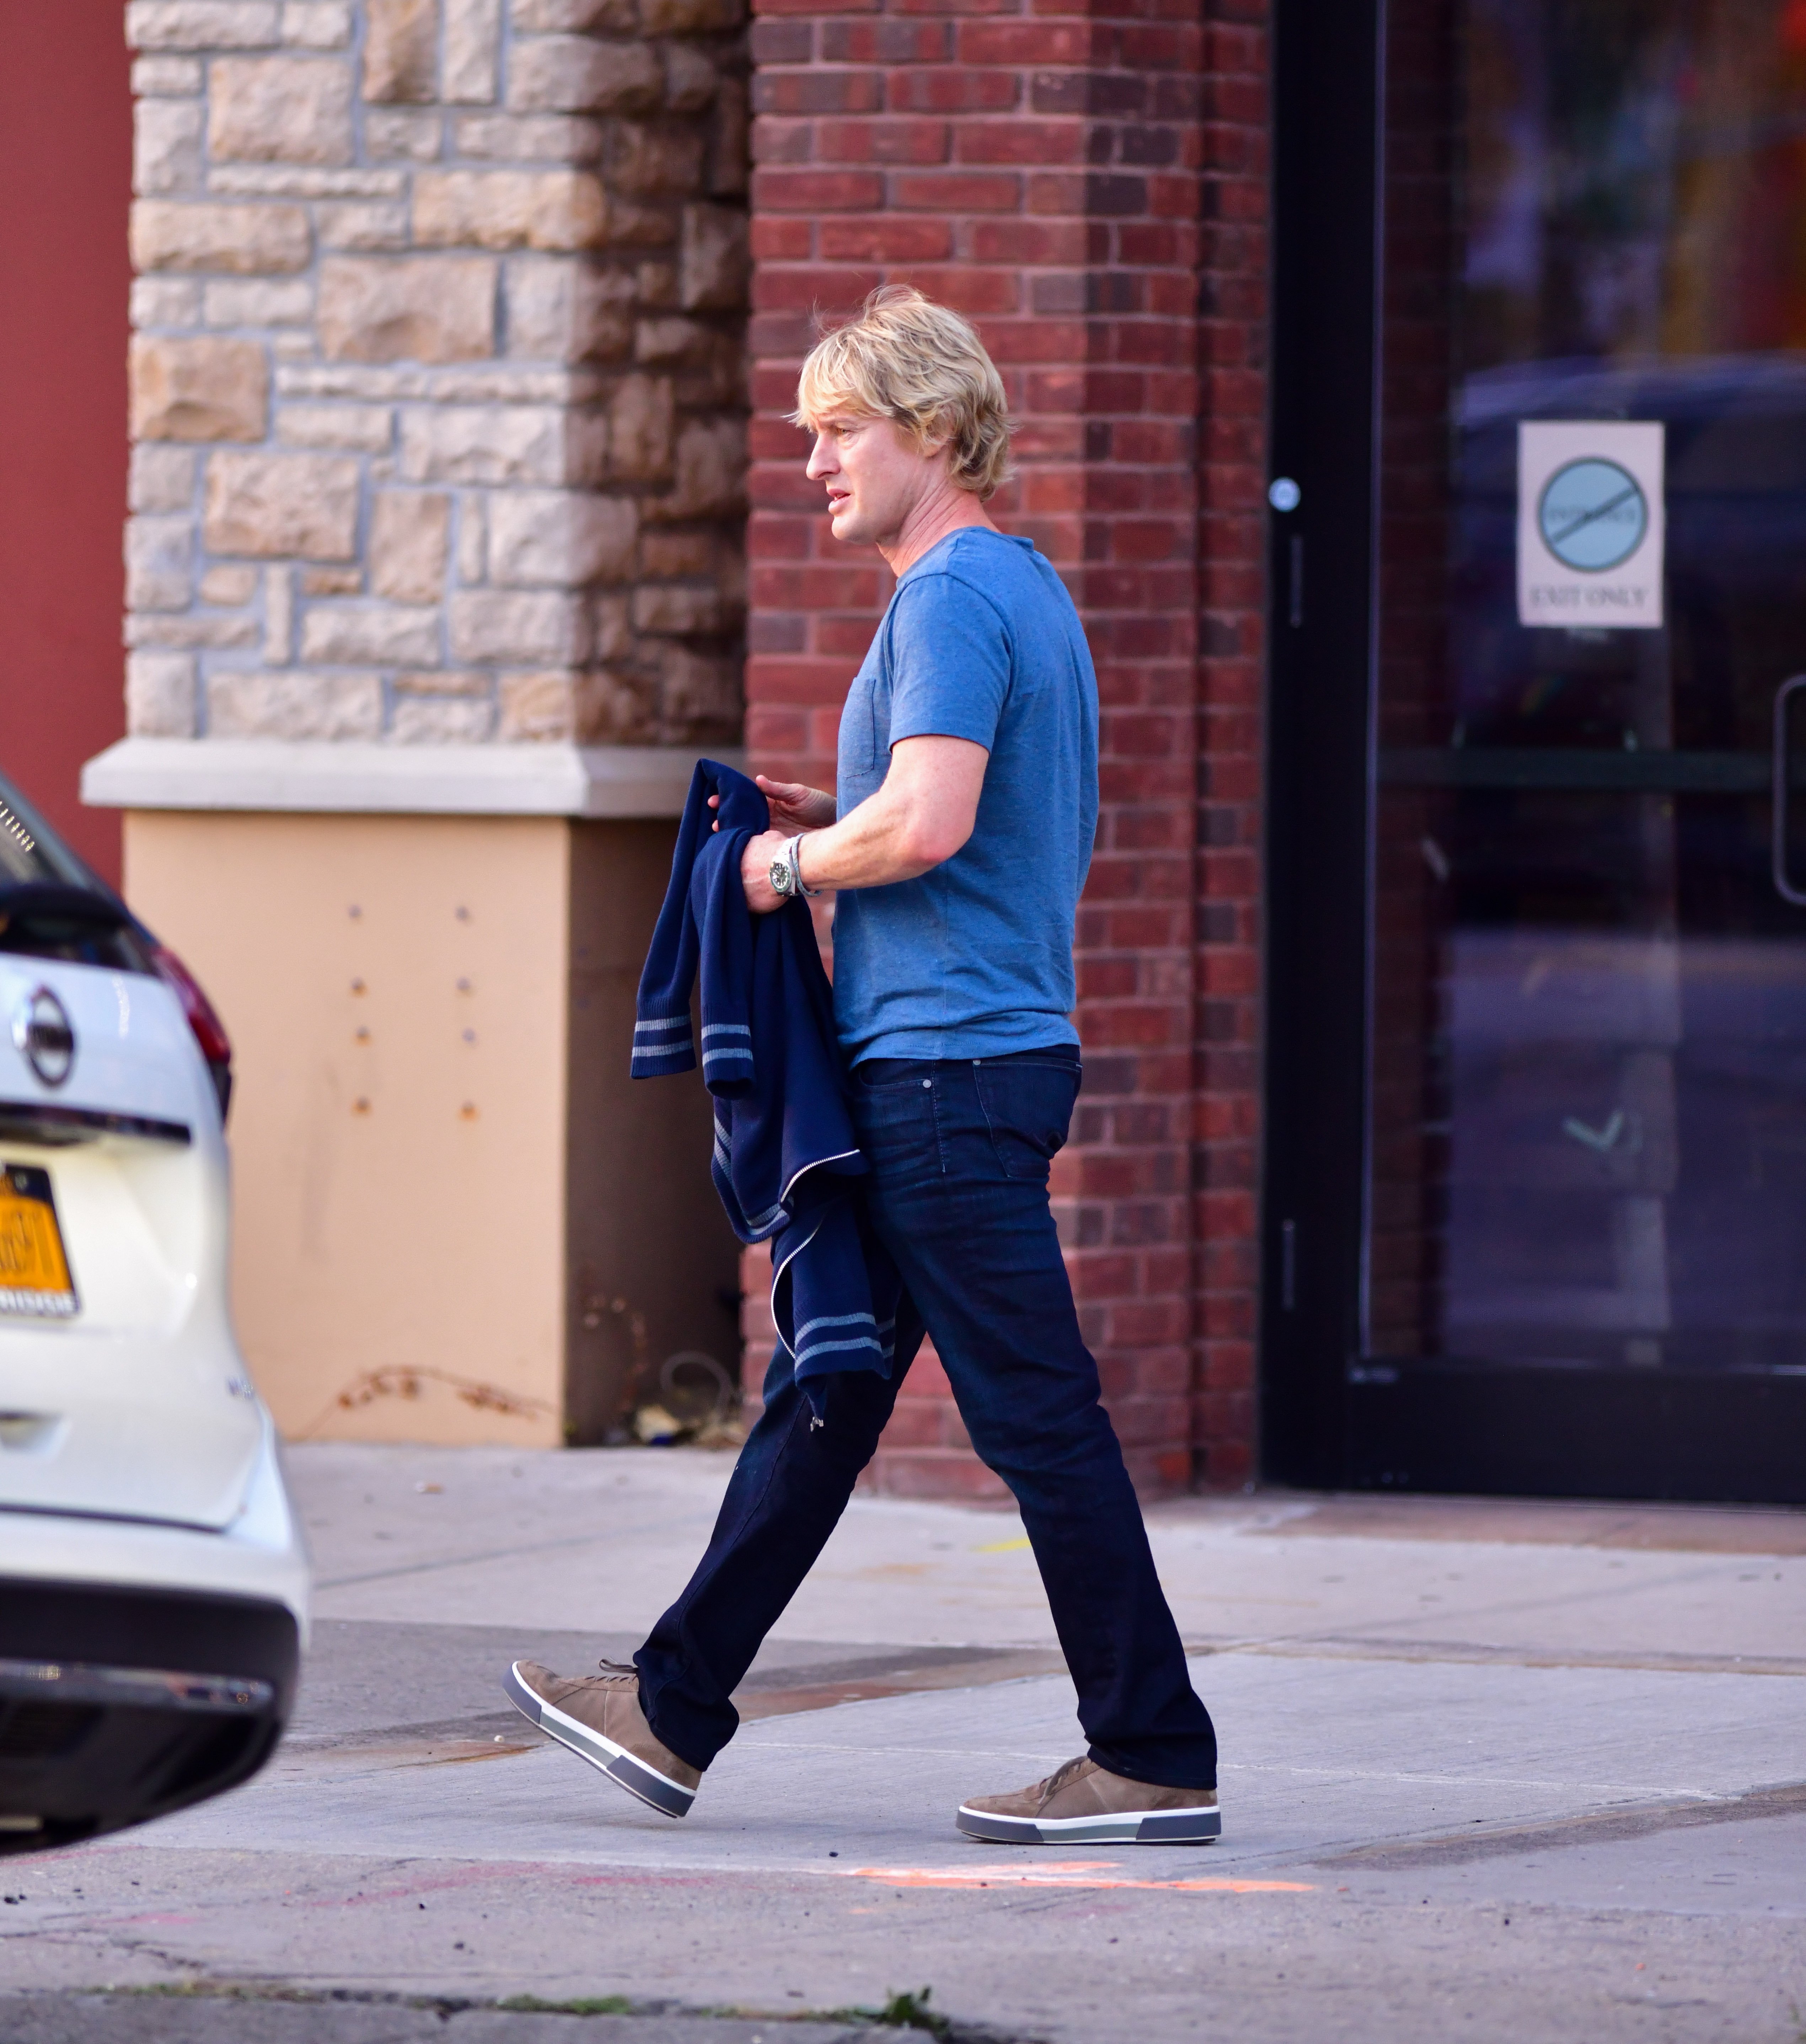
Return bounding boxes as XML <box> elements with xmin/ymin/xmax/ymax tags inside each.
<box><xmin>958</xmin><ymin>1756</ymin><xmax>1221</xmax><ymax>1845</ymax></box>
<box><xmin>503</xmin><ymin>1659</ymin><xmax>701</xmax><ymax>1819</ymax></box>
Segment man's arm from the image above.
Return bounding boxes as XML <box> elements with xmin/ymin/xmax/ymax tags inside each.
<box><xmin>741</xmin><ymin>735</ymin><xmax>987</xmax><ymax>913</ymax></box>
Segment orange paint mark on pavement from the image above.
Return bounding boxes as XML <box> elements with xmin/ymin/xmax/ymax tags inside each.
<box><xmin>843</xmin><ymin>1861</ymin><xmax>1313</xmax><ymax>1894</ymax></box>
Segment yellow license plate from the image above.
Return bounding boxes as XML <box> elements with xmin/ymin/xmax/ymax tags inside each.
<box><xmin>0</xmin><ymin>1164</ymin><xmax>78</xmax><ymax>1319</ymax></box>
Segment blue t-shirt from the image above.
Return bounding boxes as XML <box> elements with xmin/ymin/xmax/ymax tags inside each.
<box><xmin>831</xmin><ymin>527</ymin><xmax>1099</xmax><ymax>1064</ymax></box>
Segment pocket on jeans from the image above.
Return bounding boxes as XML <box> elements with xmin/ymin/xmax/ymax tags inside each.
<box><xmin>851</xmin><ymin>1069</ymin><xmax>942</xmax><ymax>1179</ymax></box>
<box><xmin>853</xmin><ymin>1063</ymin><xmax>928</xmax><ymax>1093</ymax></box>
<box><xmin>974</xmin><ymin>1059</ymin><xmax>1080</xmax><ymax>1181</ymax></box>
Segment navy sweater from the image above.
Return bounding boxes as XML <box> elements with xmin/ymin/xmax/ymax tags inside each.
<box><xmin>632</xmin><ymin>760</ymin><xmax>899</xmax><ymax>1414</ymax></box>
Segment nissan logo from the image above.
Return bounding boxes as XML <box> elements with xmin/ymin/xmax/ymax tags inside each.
<box><xmin>14</xmin><ymin>987</ymin><xmax>75</xmax><ymax>1088</ymax></box>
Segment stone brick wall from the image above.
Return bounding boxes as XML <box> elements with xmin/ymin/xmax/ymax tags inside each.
<box><xmin>124</xmin><ymin>0</ymin><xmax>751</xmax><ymax>748</ymax></box>
<box><xmin>738</xmin><ymin>0</ymin><xmax>1272</xmax><ymax>1494</ymax></box>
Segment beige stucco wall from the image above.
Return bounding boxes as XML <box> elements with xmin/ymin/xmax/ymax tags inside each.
<box><xmin>122</xmin><ymin>804</ymin><xmax>740</xmax><ymax>1447</ymax></box>
<box><xmin>127</xmin><ymin>807</ymin><xmax>572</xmax><ymax>1444</ymax></box>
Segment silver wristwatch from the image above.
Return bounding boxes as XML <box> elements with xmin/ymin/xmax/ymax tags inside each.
<box><xmin>767</xmin><ymin>835</ymin><xmax>818</xmax><ymax>900</ymax></box>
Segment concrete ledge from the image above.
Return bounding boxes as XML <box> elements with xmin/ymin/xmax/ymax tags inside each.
<box><xmin>81</xmin><ymin>739</ymin><xmax>744</xmax><ymax>820</ymax></box>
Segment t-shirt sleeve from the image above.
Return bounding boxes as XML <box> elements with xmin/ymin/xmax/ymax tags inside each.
<box><xmin>885</xmin><ymin>571</ymin><xmax>1010</xmax><ymax>752</ymax></box>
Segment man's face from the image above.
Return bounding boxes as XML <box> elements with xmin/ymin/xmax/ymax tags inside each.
<box><xmin>804</xmin><ymin>409</ymin><xmax>941</xmax><ymax>548</ymax></box>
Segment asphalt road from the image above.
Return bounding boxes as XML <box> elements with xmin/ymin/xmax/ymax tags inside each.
<box><xmin>3</xmin><ymin>1445</ymin><xmax>1803</xmax><ymax>2043</ymax></box>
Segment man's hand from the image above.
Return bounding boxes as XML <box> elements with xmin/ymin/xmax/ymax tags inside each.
<box><xmin>754</xmin><ymin>776</ymin><xmax>836</xmax><ymax>832</ymax></box>
<box><xmin>740</xmin><ymin>828</ymin><xmax>791</xmax><ymax>915</ymax></box>
<box><xmin>709</xmin><ymin>776</ymin><xmax>835</xmax><ymax>835</ymax></box>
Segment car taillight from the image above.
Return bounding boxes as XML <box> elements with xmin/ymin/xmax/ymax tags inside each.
<box><xmin>149</xmin><ymin>944</ymin><xmax>234</xmax><ymax>1117</ymax></box>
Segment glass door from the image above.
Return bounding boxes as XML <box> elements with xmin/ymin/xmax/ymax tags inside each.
<box><xmin>1264</xmin><ymin>0</ymin><xmax>1806</xmax><ymax>1500</ymax></box>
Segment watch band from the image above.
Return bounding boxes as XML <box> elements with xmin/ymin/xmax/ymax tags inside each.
<box><xmin>784</xmin><ymin>835</ymin><xmax>821</xmax><ymax>898</ymax></box>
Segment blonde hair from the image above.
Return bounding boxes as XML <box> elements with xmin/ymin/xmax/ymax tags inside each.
<box><xmin>792</xmin><ymin>285</ymin><xmax>1012</xmax><ymax>500</ymax></box>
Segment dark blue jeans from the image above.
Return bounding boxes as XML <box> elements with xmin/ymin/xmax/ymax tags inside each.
<box><xmin>634</xmin><ymin>1047</ymin><xmax>1218</xmax><ymax>1790</ymax></box>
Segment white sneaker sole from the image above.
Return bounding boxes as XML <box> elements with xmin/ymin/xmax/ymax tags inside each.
<box><xmin>503</xmin><ymin>1661</ymin><xmax>696</xmax><ymax>1819</ymax></box>
<box><xmin>956</xmin><ymin>1802</ymin><xmax>1222</xmax><ymax>1845</ymax></box>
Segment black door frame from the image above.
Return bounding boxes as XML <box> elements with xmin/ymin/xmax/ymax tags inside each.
<box><xmin>1260</xmin><ymin>0</ymin><xmax>1384</xmax><ymax>1491</ymax></box>
<box><xmin>1258</xmin><ymin>0</ymin><xmax>1806</xmax><ymax>1505</ymax></box>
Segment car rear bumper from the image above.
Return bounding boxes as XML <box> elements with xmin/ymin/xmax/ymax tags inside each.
<box><xmin>0</xmin><ymin>1577</ymin><xmax>300</xmax><ymax>1855</ymax></box>
<box><xmin>0</xmin><ymin>1412</ymin><xmax>309</xmax><ymax>1854</ymax></box>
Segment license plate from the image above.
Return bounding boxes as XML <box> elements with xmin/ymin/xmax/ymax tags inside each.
<box><xmin>0</xmin><ymin>1164</ymin><xmax>78</xmax><ymax>1319</ymax></box>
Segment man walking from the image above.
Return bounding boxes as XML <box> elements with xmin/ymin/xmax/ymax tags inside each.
<box><xmin>507</xmin><ymin>286</ymin><xmax>1220</xmax><ymax>1845</ymax></box>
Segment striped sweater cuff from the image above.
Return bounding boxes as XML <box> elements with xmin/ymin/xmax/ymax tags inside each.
<box><xmin>631</xmin><ymin>1012</ymin><xmax>696</xmax><ymax>1076</ymax></box>
<box><xmin>700</xmin><ymin>1020</ymin><xmax>754</xmax><ymax>1082</ymax></box>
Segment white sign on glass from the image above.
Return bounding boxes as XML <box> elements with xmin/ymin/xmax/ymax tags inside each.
<box><xmin>1517</xmin><ymin>420</ymin><xmax>1665</xmax><ymax>629</ymax></box>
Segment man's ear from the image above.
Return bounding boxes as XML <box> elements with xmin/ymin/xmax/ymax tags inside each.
<box><xmin>915</xmin><ymin>413</ymin><xmax>955</xmax><ymax>464</ymax></box>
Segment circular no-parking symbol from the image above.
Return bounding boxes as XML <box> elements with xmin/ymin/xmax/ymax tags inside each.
<box><xmin>1537</xmin><ymin>457</ymin><xmax>1649</xmax><ymax>572</ymax></box>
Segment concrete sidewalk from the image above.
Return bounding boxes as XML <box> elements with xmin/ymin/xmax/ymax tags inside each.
<box><xmin>4</xmin><ymin>1445</ymin><xmax>1804</xmax><ymax>2043</ymax></box>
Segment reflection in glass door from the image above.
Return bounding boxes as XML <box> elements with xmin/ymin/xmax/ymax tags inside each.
<box><xmin>1370</xmin><ymin>0</ymin><xmax>1806</xmax><ymax>1388</ymax></box>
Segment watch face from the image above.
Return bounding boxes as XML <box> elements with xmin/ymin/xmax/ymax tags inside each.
<box><xmin>768</xmin><ymin>857</ymin><xmax>792</xmax><ymax>896</ymax></box>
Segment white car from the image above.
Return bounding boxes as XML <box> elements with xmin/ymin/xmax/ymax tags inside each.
<box><xmin>0</xmin><ymin>765</ymin><xmax>308</xmax><ymax>1856</ymax></box>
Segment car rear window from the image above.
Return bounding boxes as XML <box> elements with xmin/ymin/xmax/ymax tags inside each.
<box><xmin>0</xmin><ymin>777</ymin><xmax>89</xmax><ymax>888</ymax></box>
<box><xmin>0</xmin><ymin>769</ymin><xmax>151</xmax><ymax>973</ymax></box>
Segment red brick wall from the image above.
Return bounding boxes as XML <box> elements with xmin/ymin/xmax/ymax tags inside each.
<box><xmin>1190</xmin><ymin>2</ymin><xmax>1267</xmax><ymax>1487</ymax></box>
<box><xmin>739</xmin><ymin>0</ymin><xmax>1270</xmax><ymax>1496</ymax></box>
